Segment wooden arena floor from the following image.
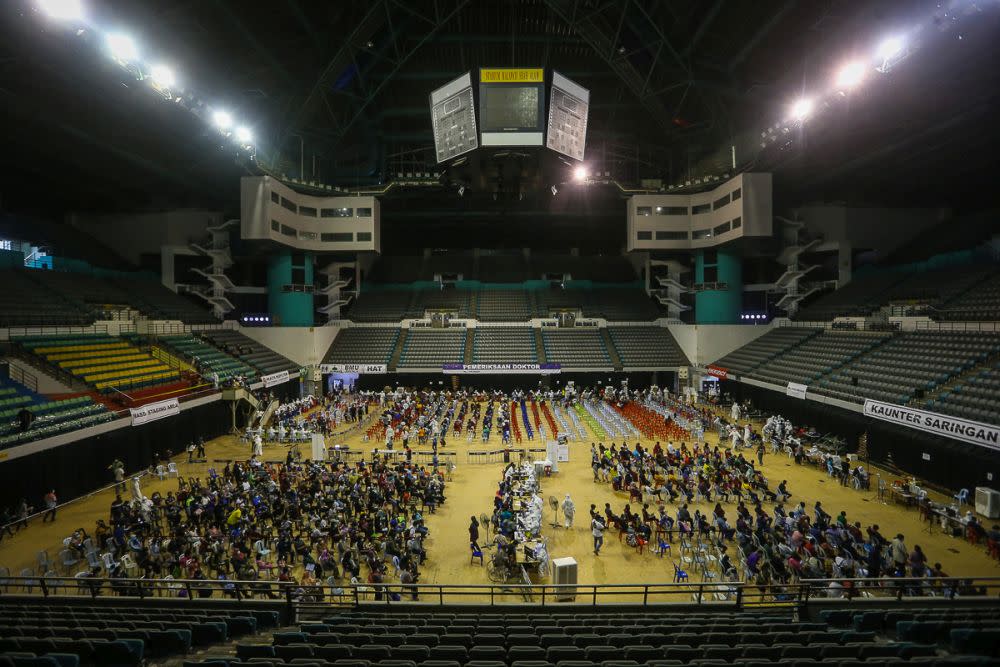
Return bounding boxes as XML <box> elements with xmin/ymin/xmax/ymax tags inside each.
<box><xmin>2</xmin><ymin>402</ymin><xmax>997</xmax><ymax>602</ymax></box>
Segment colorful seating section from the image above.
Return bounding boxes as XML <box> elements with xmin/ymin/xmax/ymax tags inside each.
<box><xmin>16</xmin><ymin>335</ymin><xmax>179</xmax><ymax>392</ymax></box>
<box><xmin>0</xmin><ymin>379</ymin><xmax>109</xmax><ymax>448</ymax></box>
<box><xmin>199</xmin><ymin>330</ymin><xmax>298</xmax><ymax>376</ymax></box>
<box><xmin>159</xmin><ymin>335</ymin><xmax>257</xmax><ymax>382</ymax></box>
<box><xmin>0</xmin><ymin>269</ymin><xmax>217</xmax><ymax>327</ymax></box>
<box><xmin>397</xmin><ymin>329</ymin><xmax>466</xmax><ymax>368</ymax></box>
<box><xmin>0</xmin><ymin>602</ymin><xmax>278</xmax><ymax>666</ymax></box>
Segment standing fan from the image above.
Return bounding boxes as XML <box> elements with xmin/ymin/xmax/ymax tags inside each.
<box><xmin>549</xmin><ymin>496</ymin><xmax>561</xmax><ymax>528</ymax></box>
<box><xmin>479</xmin><ymin>512</ymin><xmax>492</xmax><ymax>541</ymax></box>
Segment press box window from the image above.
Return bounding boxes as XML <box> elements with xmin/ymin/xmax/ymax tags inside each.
<box><xmin>322</xmin><ymin>232</ymin><xmax>354</xmax><ymax>242</ymax></box>
<box><xmin>731</xmin><ymin>216</ymin><xmax>742</xmax><ymax>229</ymax></box>
<box><xmin>299</xmin><ymin>206</ymin><xmax>317</xmax><ymax>217</ymax></box>
<box><xmin>713</xmin><ymin>194</ymin><xmax>730</xmax><ymax>210</ymax></box>
<box><xmin>655</xmin><ymin>231</ymin><xmax>688</xmax><ymax>240</ymax></box>
<box><xmin>636</xmin><ymin>207</ymin><xmax>653</xmax><ymax>217</ymax></box>
<box><xmin>280</xmin><ymin>197</ymin><xmax>297</xmax><ymax>213</ymax></box>
<box><xmin>731</xmin><ymin>188</ymin><xmax>742</xmax><ymax>201</ymax></box>
<box><xmin>656</xmin><ymin>206</ymin><xmax>688</xmax><ymax>216</ymax></box>
<box><xmin>637</xmin><ymin>231</ymin><xmax>653</xmax><ymax>240</ymax></box>
<box><xmin>692</xmin><ymin>228</ymin><xmax>713</xmax><ymax>240</ymax></box>
<box><xmin>280</xmin><ymin>224</ymin><xmax>296</xmax><ymax>237</ymax></box>
<box><xmin>270</xmin><ymin>220</ymin><xmax>280</xmax><ymax>231</ymax></box>
<box><xmin>713</xmin><ymin>221</ymin><xmax>731</xmax><ymax>235</ymax></box>
<box><xmin>270</xmin><ymin>191</ymin><xmax>280</xmax><ymax>203</ymax></box>
<box><xmin>356</xmin><ymin>207</ymin><xmax>372</xmax><ymax>217</ymax></box>
<box><xmin>692</xmin><ymin>203</ymin><xmax>711</xmax><ymax>215</ymax></box>
<box><xmin>357</xmin><ymin>232</ymin><xmax>372</xmax><ymax>242</ymax></box>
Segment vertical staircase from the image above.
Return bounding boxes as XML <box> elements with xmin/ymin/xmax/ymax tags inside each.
<box><xmin>534</xmin><ymin>328</ymin><xmax>547</xmax><ymax>363</ymax></box>
<box><xmin>388</xmin><ymin>330</ymin><xmax>408</xmax><ymax>370</ymax></box>
<box><xmin>464</xmin><ymin>329</ymin><xmax>474</xmax><ymax>364</ymax></box>
<box><xmin>467</xmin><ymin>290</ymin><xmax>479</xmax><ymax>319</ymax></box>
<box><xmin>600</xmin><ymin>328</ymin><xmax>623</xmax><ymax>371</ymax></box>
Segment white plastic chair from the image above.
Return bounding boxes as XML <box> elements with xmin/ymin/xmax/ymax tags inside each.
<box><xmin>167</xmin><ymin>462</ymin><xmax>179</xmax><ymax>478</ymax></box>
<box><xmin>156</xmin><ymin>464</ymin><xmax>167</xmax><ymax>480</ymax></box>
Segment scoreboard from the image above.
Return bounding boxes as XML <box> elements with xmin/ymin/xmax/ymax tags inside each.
<box><xmin>430</xmin><ymin>68</ymin><xmax>590</xmax><ymax>163</ymax></box>
<box><xmin>479</xmin><ymin>68</ymin><xmax>546</xmax><ymax>147</ymax></box>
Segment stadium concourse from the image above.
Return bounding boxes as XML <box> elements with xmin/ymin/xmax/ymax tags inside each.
<box><xmin>1</xmin><ymin>391</ymin><xmax>995</xmax><ymax>602</ymax></box>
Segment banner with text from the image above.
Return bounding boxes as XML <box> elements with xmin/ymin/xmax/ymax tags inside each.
<box><xmin>130</xmin><ymin>398</ymin><xmax>180</xmax><ymax>426</ymax></box>
<box><xmin>863</xmin><ymin>399</ymin><xmax>1000</xmax><ymax>451</ymax></box>
<box><xmin>319</xmin><ymin>364</ymin><xmax>387</xmax><ymax>374</ymax></box>
<box><xmin>706</xmin><ymin>365</ymin><xmax>729</xmax><ymax>380</ymax></box>
<box><xmin>442</xmin><ymin>363</ymin><xmax>562</xmax><ymax>375</ymax></box>
<box><xmin>786</xmin><ymin>382</ymin><xmax>808</xmax><ymax>400</ymax></box>
<box><xmin>261</xmin><ymin>370</ymin><xmax>291</xmax><ymax>388</ymax></box>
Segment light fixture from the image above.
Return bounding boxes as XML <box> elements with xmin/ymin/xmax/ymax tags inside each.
<box><xmin>235</xmin><ymin>126</ymin><xmax>253</xmax><ymax>144</ymax></box>
<box><xmin>150</xmin><ymin>64</ymin><xmax>175</xmax><ymax>88</ymax></box>
<box><xmin>789</xmin><ymin>97</ymin><xmax>814</xmax><ymax>121</ymax></box>
<box><xmin>212</xmin><ymin>110</ymin><xmax>232</xmax><ymax>130</ymax></box>
<box><xmin>106</xmin><ymin>33</ymin><xmax>138</xmax><ymax>63</ymax></box>
<box><xmin>457</xmin><ymin>185</ymin><xmax>465</xmax><ymax>197</ymax></box>
<box><xmin>835</xmin><ymin>61</ymin><xmax>866</xmax><ymax>90</ymax></box>
<box><xmin>877</xmin><ymin>36</ymin><xmax>904</xmax><ymax>61</ymax></box>
<box><xmin>38</xmin><ymin>0</ymin><xmax>84</xmax><ymax>20</ymax></box>
<box><xmin>551</xmin><ymin>185</ymin><xmax>558</xmax><ymax>196</ymax></box>
<box><xmin>573</xmin><ymin>166</ymin><xmax>588</xmax><ymax>181</ymax></box>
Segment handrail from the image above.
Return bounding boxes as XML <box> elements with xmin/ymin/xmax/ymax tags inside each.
<box><xmin>3</xmin><ymin>575</ymin><xmax>999</xmax><ymax>609</ymax></box>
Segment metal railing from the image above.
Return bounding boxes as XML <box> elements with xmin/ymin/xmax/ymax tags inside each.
<box><xmin>8</xmin><ymin>362</ymin><xmax>38</xmax><ymax>392</ymax></box>
<box><xmin>3</xmin><ymin>576</ymin><xmax>998</xmax><ymax>612</ymax></box>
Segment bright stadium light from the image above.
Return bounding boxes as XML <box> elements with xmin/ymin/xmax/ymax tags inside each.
<box><xmin>38</xmin><ymin>0</ymin><xmax>84</xmax><ymax>20</ymax></box>
<box><xmin>573</xmin><ymin>166</ymin><xmax>589</xmax><ymax>181</ymax></box>
<box><xmin>212</xmin><ymin>110</ymin><xmax>233</xmax><ymax>130</ymax></box>
<box><xmin>877</xmin><ymin>35</ymin><xmax>905</xmax><ymax>61</ymax></box>
<box><xmin>789</xmin><ymin>97</ymin><xmax>815</xmax><ymax>121</ymax></box>
<box><xmin>235</xmin><ymin>126</ymin><xmax>252</xmax><ymax>144</ymax></box>
<box><xmin>150</xmin><ymin>64</ymin><xmax>175</xmax><ymax>88</ymax></box>
<box><xmin>106</xmin><ymin>33</ymin><xmax>138</xmax><ymax>62</ymax></box>
<box><xmin>835</xmin><ymin>61</ymin><xmax>866</xmax><ymax>90</ymax></box>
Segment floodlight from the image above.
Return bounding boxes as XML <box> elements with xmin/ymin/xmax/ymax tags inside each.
<box><xmin>212</xmin><ymin>110</ymin><xmax>233</xmax><ymax>130</ymax></box>
<box><xmin>877</xmin><ymin>36</ymin><xmax>904</xmax><ymax>61</ymax></box>
<box><xmin>235</xmin><ymin>126</ymin><xmax>252</xmax><ymax>143</ymax></box>
<box><xmin>789</xmin><ymin>97</ymin><xmax>814</xmax><ymax>121</ymax></box>
<box><xmin>835</xmin><ymin>61</ymin><xmax>866</xmax><ymax>90</ymax></box>
<box><xmin>573</xmin><ymin>166</ymin><xmax>588</xmax><ymax>181</ymax></box>
<box><xmin>150</xmin><ymin>64</ymin><xmax>175</xmax><ymax>88</ymax></box>
<box><xmin>106</xmin><ymin>33</ymin><xmax>138</xmax><ymax>62</ymax></box>
<box><xmin>551</xmin><ymin>185</ymin><xmax>558</xmax><ymax>196</ymax></box>
<box><xmin>38</xmin><ymin>0</ymin><xmax>84</xmax><ymax>20</ymax></box>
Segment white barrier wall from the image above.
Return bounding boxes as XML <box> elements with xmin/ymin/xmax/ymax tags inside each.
<box><xmin>239</xmin><ymin>325</ymin><xmax>341</xmax><ymax>368</ymax></box>
<box><xmin>667</xmin><ymin>323</ymin><xmax>773</xmax><ymax>366</ymax></box>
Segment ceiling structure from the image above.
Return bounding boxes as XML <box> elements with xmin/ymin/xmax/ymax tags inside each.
<box><xmin>0</xmin><ymin>0</ymin><xmax>997</xmax><ymax>217</ymax></box>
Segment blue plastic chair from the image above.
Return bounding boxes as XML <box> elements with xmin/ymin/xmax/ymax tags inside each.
<box><xmin>672</xmin><ymin>562</ymin><xmax>689</xmax><ymax>582</ymax></box>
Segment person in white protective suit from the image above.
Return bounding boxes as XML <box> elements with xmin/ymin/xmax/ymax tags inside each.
<box><xmin>562</xmin><ymin>493</ymin><xmax>576</xmax><ymax>529</ymax></box>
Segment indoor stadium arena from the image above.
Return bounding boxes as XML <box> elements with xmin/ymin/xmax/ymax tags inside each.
<box><xmin>1</xmin><ymin>0</ymin><xmax>1000</xmax><ymax>665</ymax></box>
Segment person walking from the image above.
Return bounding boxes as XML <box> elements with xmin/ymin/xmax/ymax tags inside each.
<box><xmin>468</xmin><ymin>516</ymin><xmax>480</xmax><ymax>551</ymax></box>
<box><xmin>591</xmin><ymin>514</ymin><xmax>606</xmax><ymax>555</ymax></box>
<box><xmin>42</xmin><ymin>489</ymin><xmax>57</xmax><ymax>523</ymax></box>
<box><xmin>562</xmin><ymin>493</ymin><xmax>576</xmax><ymax>529</ymax></box>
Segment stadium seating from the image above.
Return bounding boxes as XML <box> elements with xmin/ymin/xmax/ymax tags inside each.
<box><xmin>745</xmin><ymin>331</ymin><xmax>890</xmax><ymax>387</ymax></box>
<box><xmin>0</xmin><ymin>378</ymin><xmax>110</xmax><ymax>448</ymax></box>
<box><xmin>711</xmin><ymin>327</ymin><xmax>819</xmax><ymax>375</ymax></box>
<box><xmin>418</xmin><ymin>289</ymin><xmax>473</xmax><ymax>318</ymax></box>
<box><xmin>936</xmin><ymin>271</ymin><xmax>1000</xmax><ymax>321</ymax></box>
<box><xmin>472</xmin><ymin>328</ymin><xmax>538</xmax><ymax>364</ymax></box>
<box><xmin>323</xmin><ymin>328</ymin><xmax>400</xmax><ymax>365</ymax></box>
<box><xmin>927</xmin><ymin>360</ymin><xmax>1000</xmax><ymax>424</ymax></box>
<box><xmin>397</xmin><ymin>330</ymin><xmax>466</xmax><ymax>368</ymax></box>
<box><xmin>793</xmin><ymin>271</ymin><xmax>910</xmax><ymax>321</ymax></box>
<box><xmin>0</xmin><ymin>271</ymin><xmax>91</xmax><ymax>327</ymax></box>
<box><xmin>124</xmin><ymin>281</ymin><xmax>219</xmax><ymax>324</ymax></box>
<box><xmin>346</xmin><ymin>292</ymin><xmax>417</xmax><ymax>322</ymax></box>
<box><xmin>582</xmin><ymin>289</ymin><xmax>663</xmax><ymax>321</ymax></box>
<box><xmin>199</xmin><ymin>331</ymin><xmax>297</xmax><ymax>376</ymax></box>
<box><xmin>607</xmin><ymin>327</ymin><xmax>689</xmax><ymax>368</ymax></box>
<box><xmin>158</xmin><ymin>335</ymin><xmax>257</xmax><ymax>381</ymax></box>
<box><xmin>477</xmin><ymin>291</ymin><xmax>534</xmax><ymax>321</ymax></box>
<box><xmin>0</xmin><ymin>601</ymin><xmax>278</xmax><ymax>666</ymax></box>
<box><xmin>166</xmin><ymin>606</ymin><xmax>1000</xmax><ymax>667</ymax></box>
<box><xmin>814</xmin><ymin>331</ymin><xmax>1000</xmax><ymax>405</ymax></box>
<box><xmin>16</xmin><ymin>335</ymin><xmax>179</xmax><ymax>392</ymax></box>
<box><xmin>542</xmin><ymin>330</ymin><xmax>612</xmax><ymax>368</ymax></box>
